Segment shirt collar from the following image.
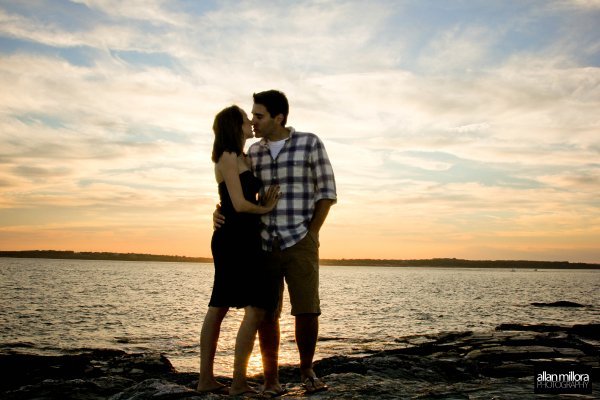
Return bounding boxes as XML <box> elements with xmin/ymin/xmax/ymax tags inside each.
<box><xmin>259</xmin><ymin>127</ymin><xmax>295</xmax><ymax>147</ymax></box>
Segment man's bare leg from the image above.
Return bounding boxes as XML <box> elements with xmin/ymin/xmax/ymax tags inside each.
<box><xmin>296</xmin><ymin>314</ymin><xmax>327</xmax><ymax>392</ymax></box>
<box><xmin>295</xmin><ymin>314</ymin><xmax>318</xmax><ymax>378</ymax></box>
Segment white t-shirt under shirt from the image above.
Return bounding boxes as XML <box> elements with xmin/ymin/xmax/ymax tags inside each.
<box><xmin>268</xmin><ymin>139</ymin><xmax>286</xmax><ymax>159</ymax></box>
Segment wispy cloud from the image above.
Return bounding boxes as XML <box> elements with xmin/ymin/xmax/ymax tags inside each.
<box><xmin>0</xmin><ymin>0</ymin><xmax>598</xmax><ymax>262</ymax></box>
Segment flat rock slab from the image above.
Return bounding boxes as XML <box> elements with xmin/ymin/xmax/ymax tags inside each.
<box><xmin>1</xmin><ymin>323</ymin><xmax>598</xmax><ymax>399</ymax></box>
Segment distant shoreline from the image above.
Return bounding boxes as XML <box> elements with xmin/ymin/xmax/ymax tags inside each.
<box><xmin>1</xmin><ymin>250</ymin><xmax>598</xmax><ymax>269</ymax></box>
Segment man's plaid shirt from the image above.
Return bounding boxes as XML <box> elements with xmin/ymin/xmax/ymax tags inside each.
<box><xmin>248</xmin><ymin>127</ymin><xmax>337</xmax><ymax>251</ymax></box>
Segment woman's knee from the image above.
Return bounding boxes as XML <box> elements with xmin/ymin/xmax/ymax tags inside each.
<box><xmin>207</xmin><ymin>306</ymin><xmax>229</xmax><ymax>320</ymax></box>
<box><xmin>244</xmin><ymin>306</ymin><xmax>266</xmax><ymax>322</ymax></box>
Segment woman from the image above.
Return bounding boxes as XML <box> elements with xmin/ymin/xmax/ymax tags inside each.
<box><xmin>197</xmin><ymin>105</ymin><xmax>280</xmax><ymax>396</ymax></box>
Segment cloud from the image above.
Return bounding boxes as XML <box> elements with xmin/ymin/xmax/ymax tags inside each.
<box><xmin>552</xmin><ymin>0</ymin><xmax>600</xmax><ymax>9</ymax></box>
<box><xmin>416</xmin><ymin>25</ymin><xmax>493</xmax><ymax>73</ymax></box>
<box><xmin>72</xmin><ymin>0</ymin><xmax>189</xmax><ymax>26</ymax></box>
<box><xmin>0</xmin><ymin>0</ymin><xmax>598</xmax><ymax>261</ymax></box>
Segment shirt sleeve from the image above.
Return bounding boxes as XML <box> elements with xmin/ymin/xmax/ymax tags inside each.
<box><xmin>310</xmin><ymin>136</ymin><xmax>337</xmax><ymax>204</ymax></box>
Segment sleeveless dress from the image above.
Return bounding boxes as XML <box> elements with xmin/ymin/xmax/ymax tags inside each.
<box><xmin>209</xmin><ymin>170</ymin><xmax>276</xmax><ymax>310</ymax></box>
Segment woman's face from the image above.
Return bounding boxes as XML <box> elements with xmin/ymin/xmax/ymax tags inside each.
<box><xmin>241</xmin><ymin>110</ymin><xmax>253</xmax><ymax>140</ymax></box>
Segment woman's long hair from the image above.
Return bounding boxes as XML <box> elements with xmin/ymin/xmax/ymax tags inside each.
<box><xmin>211</xmin><ymin>105</ymin><xmax>244</xmax><ymax>163</ymax></box>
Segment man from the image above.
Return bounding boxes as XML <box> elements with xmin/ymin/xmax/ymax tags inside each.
<box><xmin>215</xmin><ymin>90</ymin><xmax>337</xmax><ymax>395</ymax></box>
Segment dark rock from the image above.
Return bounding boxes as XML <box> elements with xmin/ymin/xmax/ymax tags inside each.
<box><xmin>1</xmin><ymin>350</ymin><xmax>177</xmax><ymax>399</ymax></box>
<box><xmin>531</xmin><ymin>300</ymin><xmax>586</xmax><ymax>307</ymax></box>
<box><xmin>496</xmin><ymin>323</ymin><xmax>566</xmax><ymax>332</ymax></box>
<box><xmin>109</xmin><ymin>379</ymin><xmax>201</xmax><ymax>400</ymax></box>
<box><xmin>480</xmin><ymin>362</ymin><xmax>533</xmax><ymax>378</ymax></box>
<box><xmin>465</xmin><ymin>345</ymin><xmax>559</xmax><ymax>362</ymax></box>
<box><xmin>91</xmin><ymin>376</ymin><xmax>137</xmax><ymax>392</ymax></box>
<box><xmin>2</xmin><ymin>323</ymin><xmax>599</xmax><ymax>399</ymax></box>
<box><xmin>572</xmin><ymin>323</ymin><xmax>600</xmax><ymax>338</ymax></box>
<box><xmin>6</xmin><ymin>378</ymin><xmax>109</xmax><ymax>400</ymax></box>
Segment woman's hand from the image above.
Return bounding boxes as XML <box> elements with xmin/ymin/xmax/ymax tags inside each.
<box><xmin>261</xmin><ymin>185</ymin><xmax>280</xmax><ymax>212</ymax></box>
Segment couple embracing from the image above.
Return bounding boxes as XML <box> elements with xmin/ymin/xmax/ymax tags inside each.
<box><xmin>197</xmin><ymin>90</ymin><xmax>337</xmax><ymax>397</ymax></box>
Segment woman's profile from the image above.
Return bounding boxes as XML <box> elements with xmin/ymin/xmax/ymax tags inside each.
<box><xmin>197</xmin><ymin>105</ymin><xmax>280</xmax><ymax>396</ymax></box>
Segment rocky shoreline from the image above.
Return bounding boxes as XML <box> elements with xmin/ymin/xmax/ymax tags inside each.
<box><xmin>1</xmin><ymin>323</ymin><xmax>598</xmax><ymax>399</ymax></box>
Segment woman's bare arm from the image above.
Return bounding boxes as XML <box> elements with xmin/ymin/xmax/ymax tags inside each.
<box><xmin>218</xmin><ymin>152</ymin><xmax>278</xmax><ymax>214</ymax></box>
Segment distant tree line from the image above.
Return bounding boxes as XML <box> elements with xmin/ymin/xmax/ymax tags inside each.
<box><xmin>320</xmin><ymin>258</ymin><xmax>600</xmax><ymax>269</ymax></box>
<box><xmin>320</xmin><ymin>258</ymin><xmax>599</xmax><ymax>269</ymax></box>
<box><xmin>0</xmin><ymin>251</ymin><xmax>598</xmax><ymax>269</ymax></box>
<box><xmin>0</xmin><ymin>250</ymin><xmax>211</xmax><ymax>263</ymax></box>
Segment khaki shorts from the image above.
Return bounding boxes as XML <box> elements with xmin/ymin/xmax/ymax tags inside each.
<box><xmin>266</xmin><ymin>231</ymin><xmax>321</xmax><ymax>316</ymax></box>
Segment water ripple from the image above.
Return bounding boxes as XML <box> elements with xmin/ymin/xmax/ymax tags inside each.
<box><xmin>0</xmin><ymin>258</ymin><xmax>598</xmax><ymax>376</ymax></box>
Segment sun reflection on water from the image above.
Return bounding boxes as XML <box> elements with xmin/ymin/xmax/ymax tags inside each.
<box><xmin>213</xmin><ymin>293</ymin><xmax>299</xmax><ymax>376</ymax></box>
<box><xmin>2</xmin><ymin>260</ymin><xmax>599</xmax><ymax>379</ymax></box>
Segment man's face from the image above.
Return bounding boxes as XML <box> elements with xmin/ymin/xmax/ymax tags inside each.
<box><xmin>251</xmin><ymin>103</ymin><xmax>278</xmax><ymax>140</ymax></box>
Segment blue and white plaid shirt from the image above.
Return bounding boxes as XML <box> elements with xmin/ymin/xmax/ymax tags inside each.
<box><xmin>249</xmin><ymin>127</ymin><xmax>337</xmax><ymax>251</ymax></box>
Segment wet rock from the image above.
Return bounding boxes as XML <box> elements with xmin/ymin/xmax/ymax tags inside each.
<box><xmin>91</xmin><ymin>376</ymin><xmax>137</xmax><ymax>392</ymax></box>
<box><xmin>1</xmin><ymin>350</ymin><xmax>178</xmax><ymax>399</ymax></box>
<box><xmin>496</xmin><ymin>323</ymin><xmax>565</xmax><ymax>332</ymax></box>
<box><xmin>1</xmin><ymin>323</ymin><xmax>598</xmax><ymax>399</ymax></box>
<box><xmin>109</xmin><ymin>379</ymin><xmax>200</xmax><ymax>400</ymax></box>
<box><xmin>481</xmin><ymin>362</ymin><xmax>532</xmax><ymax>378</ymax></box>
<box><xmin>531</xmin><ymin>300</ymin><xmax>586</xmax><ymax>307</ymax></box>
<box><xmin>497</xmin><ymin>322</ymin><xmax>600</xmax><ymax>339</ymax></box>
<box><xmin>572</xmin><ymin>323</ymin><xmax>600</xmax><ymax>338</ymax></box>
<box><xmin>465</xmin><ymin>345</ymin><xmax>559</xmax><ymax>362</ymax></box>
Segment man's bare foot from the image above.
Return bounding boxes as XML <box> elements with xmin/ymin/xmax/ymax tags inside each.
<box><xmin>301</xmin><ymin>368</ymin><xmax>328</xmax><ymax>394</ymax></box>
<box><xmin>302</xmin><ymin>376</ymin><xmax>327</xmax><ymax>394</ymax></box>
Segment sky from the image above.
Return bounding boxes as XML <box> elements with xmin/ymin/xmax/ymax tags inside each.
<box><xmin>0</xmin><ymin>0</ymin><xmax>598</xmax><ymax>263</ymax></box>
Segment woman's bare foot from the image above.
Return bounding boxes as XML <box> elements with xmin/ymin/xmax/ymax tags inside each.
<box><xmin>229</xmin><ymin>383</ymin><xmax>259</xmax><ymax>396</ymax></box>
<box><xmin>261</xmin><ymin>383</ymin><xmax>287</xmax><ymax>398</ymax></box>
<box><xmin>197</xmin><ymin>380</ymin><xmax>227</xmax><ymax>394</ymax></box>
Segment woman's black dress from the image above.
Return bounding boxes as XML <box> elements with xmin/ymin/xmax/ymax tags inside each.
<box><xmin>209</xmin><ymin>170</ymin><xmax>275</xmax><ymax>310</ymax></box>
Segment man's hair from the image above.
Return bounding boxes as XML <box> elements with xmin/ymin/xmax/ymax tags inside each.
<box><xmin>253</xmin><ymin>90</ymin><xmax>289</xmax><ymax>127</ymax></box>
<box><xmin>211</xmin><ymin>105</ymin><xmax>244</xmax><ymax>163</ymax></box>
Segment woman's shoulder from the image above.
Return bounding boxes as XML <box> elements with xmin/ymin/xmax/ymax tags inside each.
<box><xmin>216</xmin><ymin>151</ymin><xmax>239</xmax><ymax>166</ymax></box>
<box><xmin>218</xmin><ymin>151</ymin><xmax>238</xmax><ymax>160</ymax></box>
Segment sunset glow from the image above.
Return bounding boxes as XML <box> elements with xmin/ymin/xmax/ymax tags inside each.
<box><xmin>0</xmin><ymin>1</ymin><xmax>598</xmax><ymax>262</ymax></box>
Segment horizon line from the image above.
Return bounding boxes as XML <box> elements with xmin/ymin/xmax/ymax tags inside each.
<box><xmin>0</xmin><ymin>250</ymin><xmax>598</xmax><ymax>267</ymax></box>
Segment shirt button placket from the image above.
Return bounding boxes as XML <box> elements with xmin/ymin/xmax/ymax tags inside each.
<box><xmin>271</xmin><ymin>159</ymin><xmax>278</xmax><ymax>239</ymax></box>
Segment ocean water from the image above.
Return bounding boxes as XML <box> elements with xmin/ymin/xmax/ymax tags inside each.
<box><xmin>1</xmin><ymin>258</ymin><xmax>598</xmax><ymax>376</ymax></box>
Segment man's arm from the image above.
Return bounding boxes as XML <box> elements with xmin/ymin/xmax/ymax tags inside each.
<box><xmin>307</xmin><ymin>135</ymin><xmax>336</xmax><ymax>236</ymax></box>
<box><xmin>308</xmin><ymin>199</ymin><xmax>334</xmax><ymax>235</ymax></box>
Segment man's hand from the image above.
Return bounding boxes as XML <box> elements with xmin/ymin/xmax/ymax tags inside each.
<box><xmin>213</xmin><ymin>204</ymin><xmax>225</xmax><ymax>230</ymax></box>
